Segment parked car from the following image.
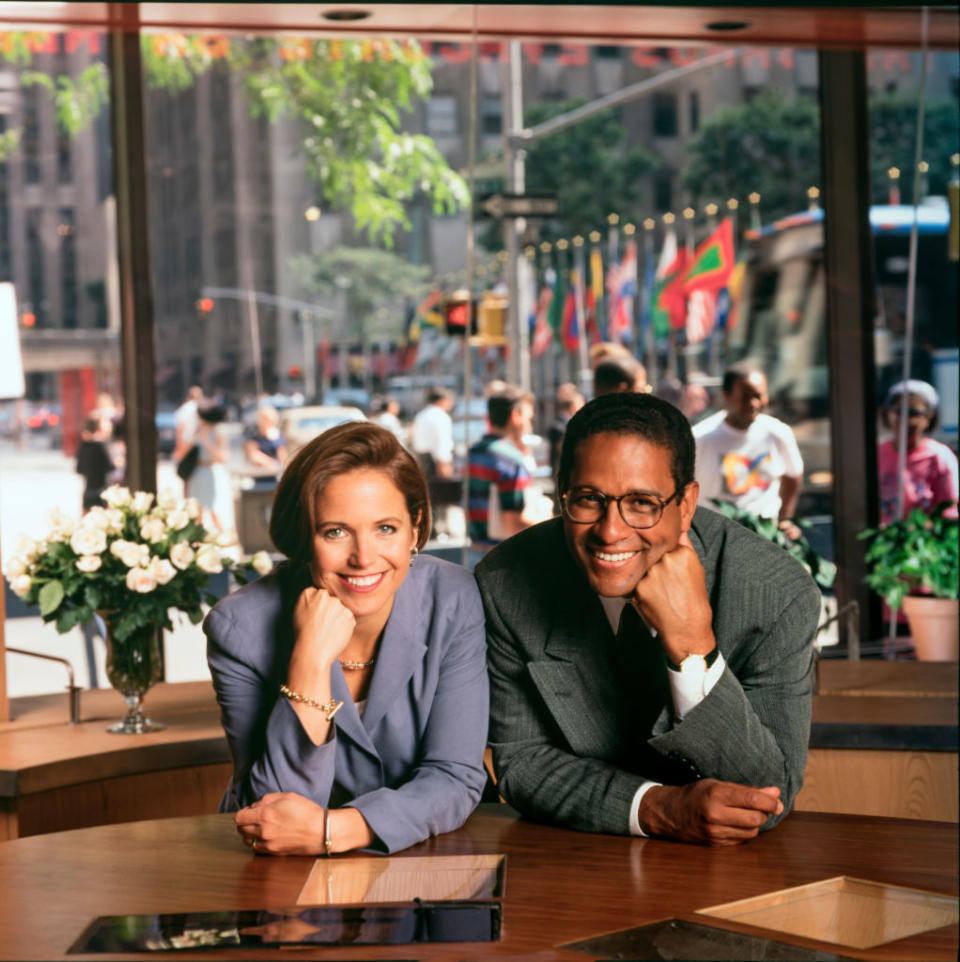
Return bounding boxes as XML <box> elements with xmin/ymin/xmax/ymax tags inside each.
<box><xmin>280</xmin><ymin>405</ymin><xmax>366</xmax><ymax>455</ymax></box>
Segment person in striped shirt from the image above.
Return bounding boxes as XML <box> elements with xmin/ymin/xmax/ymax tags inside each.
<box><xmin>467</xmin><ymin>385</ymin><xmax>537</xmax><ymax>553</ymax></box>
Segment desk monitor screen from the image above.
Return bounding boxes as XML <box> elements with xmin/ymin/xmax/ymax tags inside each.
<box><xmin>68</xmin><ymin>902</ymin><xmax>501</xmax><ymax>953</ymax></box>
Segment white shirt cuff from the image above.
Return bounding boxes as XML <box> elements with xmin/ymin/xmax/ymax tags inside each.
<box><xmin>669</xmin><ymin>652</ymin><xmax>726</xmax><ymax>721</ymax></box>
<box><xmin>629</xmin><ymin>780</ymin><xmax>661</xmax><ymax>836</ymax></box>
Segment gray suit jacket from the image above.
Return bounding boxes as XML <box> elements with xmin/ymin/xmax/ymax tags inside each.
<box><xmin>475</xmin><ymin>508</ymin><xmax>819</xmax><ymax>835</ymax></box>
<box><xmin>204</xmin><ymin>555</ymin><xmax>489</xmax><ymax>854</ymax></box>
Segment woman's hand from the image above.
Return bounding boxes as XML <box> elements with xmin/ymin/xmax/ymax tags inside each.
<box><xmin>235</xmin><ymin>792</ymin><xmax>326</xmax><ymax>856</ymax></box>
<box><xmin>290</xmin><ymin>583</ymin><xmax>356</xmax><ymax>679</ymax></box>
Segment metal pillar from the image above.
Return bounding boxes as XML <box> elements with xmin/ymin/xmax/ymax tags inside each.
<box><xmin>818</xmin><ymin>50</ymin><xmax>881</xmax><ymax>650</ymax></box>
<box><xmin>108</xmin><ymin>6</ymin><xmax>157</xmax><ymax>493</ymax></box>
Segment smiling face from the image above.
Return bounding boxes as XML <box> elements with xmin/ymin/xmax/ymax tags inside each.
<box><xmin>563</xmin><ymin>432</ymin><xmax>698</xmax><ymax>597</ymax></box>
<box><xmin>310</xmin><ymin>468</ymin><xmax>419</xmax><ymax>625</ymax></box>
<box><xmin>724</xmin><ymin>371</ymin><xmax>768</xmax><ymax>430</ymax></box>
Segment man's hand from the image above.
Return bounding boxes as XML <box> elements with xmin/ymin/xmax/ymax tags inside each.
<box><xmin>632</xmin><ymin>531</ymin><xmax>715</xmax><ymax>665</ymax></box>
<box><xmin>235</xmin><ymin>792</ymin><xmax>325</xmax><ymax>856</ymax></box>
<box><xmin>640</xmin><ymin>779</ymin><xmax>784</xmax><ymax>845</ymax></box>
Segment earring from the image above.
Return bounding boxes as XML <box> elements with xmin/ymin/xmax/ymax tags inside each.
<box><xmin>409</xmin><ymin>546</ymin><xmax>419</xmax><ymax>566</ymax></box>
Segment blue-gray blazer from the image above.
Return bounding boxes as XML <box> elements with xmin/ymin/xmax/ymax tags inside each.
<box><xmin>204</xmin><ymin>554</ymin><xmax>489</xmax><ymax>854</ymax></box>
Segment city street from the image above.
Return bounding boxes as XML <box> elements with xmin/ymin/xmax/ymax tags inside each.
<box><xmin>1</xmin><ymin>437</ymin><xmax>211</xmax><ymax>699</ymax></box>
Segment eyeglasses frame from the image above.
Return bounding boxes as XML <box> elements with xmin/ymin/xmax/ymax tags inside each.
<box><xmin>561</xmin><ymin>485</ymin><xmax>684</xmax><ymax>530</ymax></box>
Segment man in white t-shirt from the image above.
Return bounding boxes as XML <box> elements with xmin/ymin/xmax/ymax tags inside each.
<box><xmin>410</xmin><ymin>387</ymin><xmax>454</xmax><ymax>478</ymax></box>
<box><xmin>694</xmin><ymin>365</ymin><xmax>803</xmax><ymax>536</ymax></box>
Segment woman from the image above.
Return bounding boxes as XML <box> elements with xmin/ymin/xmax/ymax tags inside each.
<box><xmin>189</xmin><ymin>402</ymin><xmax>233</xmax><ymax>531</ymax></box>
<box><xmin>244</xmin><ymin>405</ymin><xmax>288</xmax><ymax>476</ymax></box>
<box><xmin>878</xmin><ymin>379</ymin><xmax>958</xmax><ymax>524</ymax></box>
<box><xmin>204</xmin><ymin>422</ymin><xmax>488</xmax><ymax>856</ymax></box>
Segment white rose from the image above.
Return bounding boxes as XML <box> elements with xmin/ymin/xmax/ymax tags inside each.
<box><xmin>140</xmin><ymin>518</ymin><xmax>167</xmax><ymax>543</ymax></box>
<box><xmin>3</xmin><ymin>556</ymin><xmax>27</xmax><ymax>580</ymax></box>
<box><xmin>76</xmin><ymin>554</ymin><xmax>103</xmax><ymax>573</ymax></box>
<box><xmin>111</xmin><ymin>540</ymin><xmax>148</xmax><ymax>568</ymax></box>
<box><xmin>11</xmin><ymin>574</ymin><xmax>32</xmax><ymax>598</ymax></box>
<box><xmin>126</xmin><ymin>566</ymin><xmax>158</xmax><ymax>593</ymax></box>
<box><xmin>215</xmin><ymin>529</ymin><xmax>239</xmax><ymax>547</ymax></box>
<box><xmin>167</xmin><ymin>509</ymin><xmax>190</xmax><ymax>531</ymax></box>
<box><xmin>102</xmin><ymin>485</ymin><xmax>132</xmax><ymax>508</ymax></box>
<box><xmin>104</xmin><ymin>508</ymin><xmax>125</xmax><ymax>533</ymax></box>
<box><xmin>185</xmin><ymin>497</ymin><xmax>201</xmax><ymax>519</ymax></box>
<box><xmin>195</xmin><ymin>544</ymin><xmax>224</xmax><ymax>574</ymax></box>
<box><xmin>83</xmin><ymin>506</ymin><xmax>110</xmax><ymax>530</ymax></box>
<box><xmin>157</xmin><ymin>487</ymin><xmax>179</xmax><ymax>511</ymax></box>
<box><xmin>132</xmin><ymin>491</ymin><xmax>155</xmax><ymax>514</ymax></box>
<box><xmin>70</xmin><ymin>526</ymin><xmax>108</xmax><ymax>556</ymax></box>
<box><xmin>14</xmin><ymin>534</ymin><xmax>39</xmax><ymax>561</ymax></box>
<box><xmin>48</xmin><ymin>507</ymin><xmax>76</xmax><ymax>538</ymax></box>
<box><xmin>219</xmin><ymin>544</ymin><xmax>242</xmax><ymax>564</ymax></box>
<box><xmin>169</xmin><ymin>542</ymin><xmax>195</xmax><ymax>570</ymax></box>
<box><xmin>149</xmin><ymin>557</ymin><xmax>177</xmax><ymax>585</ymax></box>
<box><xmin>251</xmin><ymin>551</ymin><xmax>273</xmax><ymax>576</ymax></box>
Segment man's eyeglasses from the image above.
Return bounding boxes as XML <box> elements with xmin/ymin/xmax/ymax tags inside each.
<box><xmin>561</xmin><ymin>486</ymin><xmax>682</xmax><ymax>529</ymax></box>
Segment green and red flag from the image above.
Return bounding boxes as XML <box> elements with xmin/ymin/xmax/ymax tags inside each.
<box><xmin>651</xmin><ymin>232</ymin><xmax>692</xmax><ymax>337</ymax></box>
<box><xmin>682</xmin><ymin>218</ymin><xmax>735</xmax><ymax>295</ymax></box>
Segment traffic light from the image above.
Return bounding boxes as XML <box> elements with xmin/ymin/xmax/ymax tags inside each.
<box><xmin>196</xmin><ymin>297</ymin><xmax>214</xmax><ymax>316</ymax></box>
<box><xmin>477</xmin><ymin>293</ymin><xmax>507</xmax><ymax>339</ymax></box>
<box><xmin>444</xmin><ymin>289</ymin><xmax>477</xmax><ymax>337</ymax></box>
<box><xmin>21</xmin><ymin>312</ymin><xmax>36</xmax><ymax>327</ymax></box>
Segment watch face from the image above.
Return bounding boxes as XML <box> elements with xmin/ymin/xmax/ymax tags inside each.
<box><xmin>679</xmin><ymin>654</ymin><xmax>707</xmax><ymax>674</ymax></box>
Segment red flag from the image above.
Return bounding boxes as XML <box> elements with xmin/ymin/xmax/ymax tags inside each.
<box><xmin>683</xmin><ymin>218</ymin><xmax>735</xmax><ymax>295</ymax></box>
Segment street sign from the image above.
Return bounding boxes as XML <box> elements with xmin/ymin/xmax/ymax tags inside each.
<box><xmin>478</xmin><ymin>192</ymin><xmax>559</xmax><ymax>219</ymax></box>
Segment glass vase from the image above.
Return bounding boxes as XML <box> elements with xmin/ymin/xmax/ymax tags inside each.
<box><xmin>103</xmin><ymin>620</ymin><xmax>166</xmax><ymax>734</ymax></box>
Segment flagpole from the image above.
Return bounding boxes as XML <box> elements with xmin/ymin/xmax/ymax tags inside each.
<box><xmin>606</xmin><ymin>212</ymin><xmax>620</xmax><ymax>348</ymax></box>
<box><xmin>663</xmin><ymin>212</ymin><xmax>678</xmax><ymax>378</ymax></box>
<box><xmin>703</xmin><ymin>202</ymin><xmax>720</xmax><ymax>378</ymax></box>
<box><xmin>573</xmin><ymin>236</ymin><xmax>590</xmax><ymax>387</ymax></box>
<box><xmin>641</xmin><ymin>218</ymin><xmax>657</xmax><ymax>389</ymax></box>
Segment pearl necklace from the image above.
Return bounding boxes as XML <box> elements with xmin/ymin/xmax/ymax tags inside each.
<box><xmin>339</xmin><ymin>658</ymin><xmax>376</xmax><ymax>670</ymax></box>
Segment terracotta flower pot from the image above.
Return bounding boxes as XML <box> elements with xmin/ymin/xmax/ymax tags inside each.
<box><xmin>901</xmin><ymin>596</ymin><xmax>960</xmax><ymax>661</ymax></box>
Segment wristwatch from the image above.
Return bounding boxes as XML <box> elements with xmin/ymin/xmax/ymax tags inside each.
<box><xmin>666</xmin><ymin>647</ymin><xmax>719</xmax><ymax>674</ymax></box>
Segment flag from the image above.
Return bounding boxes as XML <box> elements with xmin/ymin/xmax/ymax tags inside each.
<box><xmin>531</xmin><ymin>271</ymin><xmax>554</xmax><ymax>358</ymax></box>
<box><xmin>686</xmin><ymin>289</ymin><xmax>718</xmax><ymax>343</ymax></box>
<box><xmin>720</xmin><ymin>256</ymin><xmax>748</xmax><ymax>330</ymax></box>
<box><xmin>682</xmin><ymin>218</ymin><xmax>735</xmax><ymax>295</ymax></box>
<box><xmin>651</xmin><ymin>229</ymin><xmax>691</xmax><ymax>336</ymax></box>
<box><xmin>415</xmin><ymin>288</ymin><xmax>444</xmax><ymax>328</ymax></box>
<box><xmin>547</xmin><ymin>259</ymin><xmax>566</xmax><ymax>339</ymax></box>
<box><xmin>588</xmin><ymin>247</ymin><xmax>605</xmax><ymax>341</ymax></box>
<box><xmin>562</xmin><ymin>267</ymin><xmax>580</xmax><ymax>352</ymax></box>
<box><xmin>608</xmin><ymin>238</ymin><xmax>637</xmax><ymax>344</ymax></box>
<box><xmin>639</xmin><ymin>232</ymin><xmax>657</xmax><ymax>341</ymax></box>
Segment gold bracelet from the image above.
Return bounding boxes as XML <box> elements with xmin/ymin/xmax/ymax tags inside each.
<box><xmin>280</xmin><ymin>683</ymin><xmax>343</xmax><ymax>721</ymax></box>
<box><xmin>324</xmin><ymin>808</ymin><xmax>333</xmax><ymax>857</ymax></box>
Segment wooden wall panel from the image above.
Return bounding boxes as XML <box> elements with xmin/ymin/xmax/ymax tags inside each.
<box><xmin>14</xmin><ymin>762</ymin><xmax>232</xmax><ymax>838</ymax></box>
<box><xmin>796</xmin><ymin>749</ymin><xmax>959</xmax><ymax>822</ymax></box>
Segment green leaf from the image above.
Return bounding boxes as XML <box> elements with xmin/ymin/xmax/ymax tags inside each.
<box><xmin>38</xmin><ymin>580</ymin><xmax>65</xmax><ymax>617</ymax></box>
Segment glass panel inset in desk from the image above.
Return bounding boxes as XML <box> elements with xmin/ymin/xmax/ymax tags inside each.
<box><xmin>297</xmin><ymin>854</ymin><xmax>506</xmax><ymax>905</ymax></box>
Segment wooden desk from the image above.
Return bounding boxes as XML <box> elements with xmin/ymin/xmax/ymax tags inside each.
<box><xmin>0</xmin><ymin>806</ymin><xmax>955</xmax><ymax>961</ymax></box>
<box><xmin>816</xmin><ymin>660</ymin><xmax>958</xmax><ymax>699</ymax></box>
<box><xmin>0</xmin><ymin>682</ymin><xmax>230</xmax><ymax>840</ymax></box>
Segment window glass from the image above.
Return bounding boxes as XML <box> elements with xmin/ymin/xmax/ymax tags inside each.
<box><xmin>0</xmin><ymin>28</ymin><xmax>120</xmax><ymax>694</ymax></box>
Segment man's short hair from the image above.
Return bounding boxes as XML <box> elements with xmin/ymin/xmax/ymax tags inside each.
<box><xmin>426</xmin><ymin>386</ymin><xmax>451</xmax><ymax>405</ymax></box>
<box><xmin>593</xmin><ymin>356</ymin><xmax>644</xmax><ymax>395</ymax></box>
<box><xmin>722</xmin><ymin>362</ymin><xmax>763</xmax><ymax>395</ymax></box>
<box><xmin>557</xmin><ymin>392</ymin><xmax>695</xmax><ymax>495</ymax></box>
<box><xmin>487</xmin><ymin>384</ymin><xmax>532</xmax><ymax>429</ymax></box>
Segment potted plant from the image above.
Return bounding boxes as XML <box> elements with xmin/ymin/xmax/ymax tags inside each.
<box><xmin>860</xmin><ymin>501</ymin><xmax>959</xmax><ymax>661</ymax></box>
<box><xmin>3</xmin><ymin>485</ymin><xmax>274</xmax><ymax>731</ymax></box>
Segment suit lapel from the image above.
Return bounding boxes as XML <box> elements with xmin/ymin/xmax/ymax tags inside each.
<box><xmin>361</xmin><ymin>571</ymin><xmax>427</xmax><ymax>734</ymax></box>
<box><xmin>527</xmin><ymin>539</ymin><xmax>625</xmax><ymax>760</ymax></box>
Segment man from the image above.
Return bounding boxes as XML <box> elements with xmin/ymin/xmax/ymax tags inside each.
<box><xmin>467</xmin><ymin>385</ymin><xmax>537</xmax><ymax>550</ymax></box>
<box><xmin>693</xmin><ymin>364</ymin><xmax>803</xmax><ymax>536</ymax></box>
<box><xmin>410</xmin><ymin>387</ymin><xmax>454</xmax><ymax>478</ymax></box>
<box><xmin>593</xmin><ymin>356</ymin><xmax>649</xmax><ymax>395</ymax></box>
<box><xmin>547</xmin><ymin>382</ymin><xmax>585</xmax><ymax>482</ymax></box>
<box><xmin>476</xmin><ymin>392</ymin><xmax>819</xmax><ymax>845</ymax></box>
<box><xmin>173</xmin><ymin>385</ymin><xmax>203</xmax><ymax>462</ymax></box>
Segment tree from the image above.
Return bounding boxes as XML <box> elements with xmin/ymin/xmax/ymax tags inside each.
<box><xmin>869</xmin><ymin>93</ymin><xmax>959</xmax><ymax>205</ymax></box>
<box><xmin>682</xmin><ymin>89</ymin><xmax>821</xmax><ymax>224</ymax></box>
<box><xmin>0</xmin><ymin>33</ymin><xmax>468</xmax><ymax>245</ymax></box>
<box><xmin>478</xmin><ymin>98</ymin><xmax>660</xmax><ymax>248</ymax></box>
<box><xmin>289</xmin><ymin>246</ymin><xmax>431</xmax><ymax>341</ymax></box>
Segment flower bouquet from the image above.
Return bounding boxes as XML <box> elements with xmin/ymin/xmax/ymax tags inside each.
<box><xmin>4</xmin><ymin>485</ymin><xmax>274</xmax><ymax>732</ymax></box>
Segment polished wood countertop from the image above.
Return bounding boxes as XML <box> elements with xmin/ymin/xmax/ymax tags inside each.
<box><xmin>0</xmin><ymin>806</ymin><xmax>955</xmax><ymax>961</ymax></box>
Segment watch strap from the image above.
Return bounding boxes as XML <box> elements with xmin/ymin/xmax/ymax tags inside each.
<box><xmin>666</xmin><ymin>646</ymin><xmax>719</xmax><ymax>672</ymax></box>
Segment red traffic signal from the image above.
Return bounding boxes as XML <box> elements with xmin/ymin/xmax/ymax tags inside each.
<box><xmin>197</xmin><ymin>297</ymin><xmax>215</xmax><ymax>314</ymax></box>
<box><xmin>21</xmin><ymin>312</ymin><xmax>36</xmax><ymax>327</ymax></box>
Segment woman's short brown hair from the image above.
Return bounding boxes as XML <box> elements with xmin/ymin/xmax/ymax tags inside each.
<box><xmin>269</xmin><ymin>421</ymin><xmax>431</xmax><ymax>562</ymax></box>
